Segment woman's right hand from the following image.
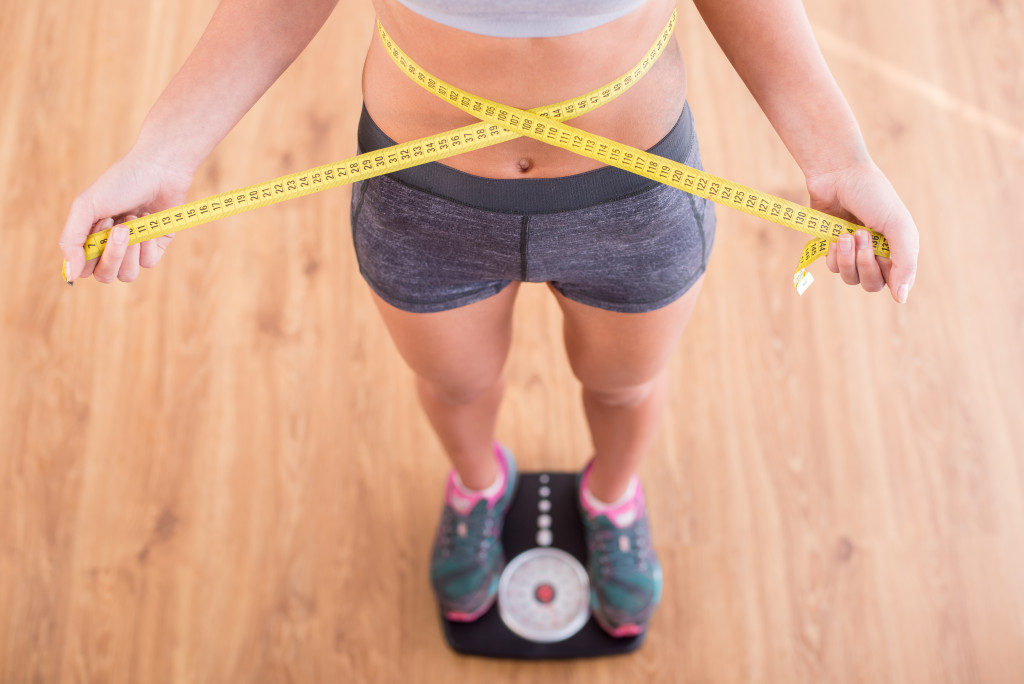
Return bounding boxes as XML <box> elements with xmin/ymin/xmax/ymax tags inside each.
<box><xmin>59</xmin><ymin>150</ymin><xmax>194</xmax><ymax>284</ymax></box>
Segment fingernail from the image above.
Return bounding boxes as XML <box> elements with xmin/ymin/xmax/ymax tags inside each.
<box><xmin>112</xmin><ymin>226</ymin><xmax>129</xmax><ymax>244</ymax></box>
<box><xmin>63</xmin><ymin>260</ymin><xmax>73</xmax><ymax>285</ymax></box>
<box><xmin>855</xmin><ymin>231</ymin><xmax>869</xmax><ymax>249</ymax></box>
<box><xmin>897</xmin><ymin>284</ymin><xmax>909</xmax><ymax>303</ymax></box>
<box><xmin>839</xmin><ymin>234</ymin><xmax>853</xmax><ymax>254</ymax></box>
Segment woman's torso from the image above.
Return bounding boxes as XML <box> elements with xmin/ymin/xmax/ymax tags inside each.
<box><xmin>363</xmin><ymin>0</ymin><xmax>687</xmax><ymax>179</ymax></box>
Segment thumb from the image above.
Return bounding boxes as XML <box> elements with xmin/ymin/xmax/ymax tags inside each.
<box><xmin>876</xmin><ymin>207</ymin><xmax>919</xmax><ymax>304</ymax></box>
<box><xmin>58</xmin><ymin>196</ymin><xmax>98</xmax><ymax>283</ymax></box>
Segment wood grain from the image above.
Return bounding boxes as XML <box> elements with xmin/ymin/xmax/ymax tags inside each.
<box><xmin>2</xmin><ymin>0</ymin><xmax>1022</xmax><ymax>681</ymax></box>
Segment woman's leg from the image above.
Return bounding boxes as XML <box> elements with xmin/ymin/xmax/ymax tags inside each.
<box><xmin>371</xmin><ymin>284</ymin><xmax>522</xmax><ymax>620</ymax></box>
<box><xmin>553</xmin><ymin>278</ymin><xmax>704</xmax><ymax>636</ymax></box>
<box><xmin>369</xmin><ymin>283</ymin><xmax>520</xmax><ymax>489</ymax></box>
<box><xmin>552</xmin><ymin>277</ymin><xmax>704</xmax><ymax>502</ymax></box>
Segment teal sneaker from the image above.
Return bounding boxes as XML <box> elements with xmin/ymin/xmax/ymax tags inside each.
<box><xmin>578</xmin><ymin>461</ymin><xmax>663</xmax><ymax>637</ymax></box>
<box><xmin>430</xmin><ymin>444</ymin><xmax>517</xmax><ymax>621</ymax></box>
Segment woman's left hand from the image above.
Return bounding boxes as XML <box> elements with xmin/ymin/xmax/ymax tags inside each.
<box><xmin>806</xmin><ymin>160</ymin><xmax>919</xmax><ymax>303</ymax></box>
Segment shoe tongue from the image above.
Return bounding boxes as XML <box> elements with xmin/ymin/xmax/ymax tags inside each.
<box><xmin>590</xmin><ymin>492</ymin><xmax>641</xmax><ymax>529</ymax></box>
<box><xmin>447</xmin><ymin>464</ymin><xmax>505</xmax><ymax>516</ymax></box>
<box><xmin>448</xmin><ymin>489</ymin><xmax>480</xmax><ymax>516</ymax></box>
<box><xmin>608</xmin><ymin>506</ymin><xmax>638</xmax><ymax>528</ymax></box>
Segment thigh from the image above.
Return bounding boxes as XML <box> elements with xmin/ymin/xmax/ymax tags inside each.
<box><xmin>351</xmin><ymin>176</ymin><xmax>520</xmax><ymax>313</ymax></box>
<box><xmin>552</xmin><ymin>277</ymin><xmax>704</xmax><ymax>392</ymax></box>
<box><xmin>534</xmin><ymin>182</ymin><xmax>714</xmax><ymax>314</ymax></box>
<box><xmin>370</xmin><ymin>283</ymin><xmax>521</xmax><ymax>393</ymax></box>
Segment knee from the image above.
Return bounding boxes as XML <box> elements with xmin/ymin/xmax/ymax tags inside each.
<box><xmin>417</xmin><ymin>372</ymin><xmax>505</xmax><ymax>407</ymax></box>
<box><xmin>581</xmin><ymin>374</ymin><xmax>664</xmax><ymax>410</ymax></box>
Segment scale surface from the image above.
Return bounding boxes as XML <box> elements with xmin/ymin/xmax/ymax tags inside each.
<box><xmin>440</xmin><ymin>472</ymin><xmax>645</xmax><ymax>659</ymax></box>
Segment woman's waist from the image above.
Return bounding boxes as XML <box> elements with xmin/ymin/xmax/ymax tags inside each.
<box><xmin>355</xmin><ymin>99</ymin><xmax>697</xmax><ymax>213</ymax></box>
<box><xmin>361</xmin><ymin>0</ymin><xmax>686</xmax><ymax>178</ymax></box>
<box><xmin>360</xmin><ymin>62</ymin><xmax>687</xmax><ymax>178</ymax></box>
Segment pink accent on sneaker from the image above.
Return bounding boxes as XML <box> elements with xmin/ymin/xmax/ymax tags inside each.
<box><xmin>579</xmin><ymin>460</ymin><xmax>645</xmax><ymax>529</ymax></box>
<box><xmin>444</xmin><ymin>592</ymin><xmax>499</xmax><ymax>622</ymax></box>
<box><xmin>445</xmin><ymin>443</ymin><xmax>510</xmax><ymax>515</ymax></box>
<box><xmin>592</xmin><ymin>611</ymin><xmax>645</xmax><ymax>638</ymax></box>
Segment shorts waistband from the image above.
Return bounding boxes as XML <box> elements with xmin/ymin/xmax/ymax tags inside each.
<box><xmin>356</xmin><ymin>103</ymin><xmax>694</xmax><ymax>214</ymax></box>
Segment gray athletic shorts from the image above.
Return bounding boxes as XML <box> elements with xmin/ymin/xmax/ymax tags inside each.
<box><xmin>350</xmin><ymin>103</ymin><xmax>715</xmax><ymax>314</ymax></box>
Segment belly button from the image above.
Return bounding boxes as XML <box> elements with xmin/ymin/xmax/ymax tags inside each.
<box><xmin>517</xmin><ymin>158</ymin><xmax>533</xmax><ymax>173</ymax></box>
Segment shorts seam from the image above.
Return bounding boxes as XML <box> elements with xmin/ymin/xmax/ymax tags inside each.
<box><xmin>351</xmin><ymin>179</ymin><xmax>370</xmax><ymax>226</ymax></box>
<box><xmin>519</xmin><ymin>215</ymin><xmax>531</xmax><ymax>280</ymax></box>
<box><xmin>687</xmin><ymin>191</ymin><xmax>708</xmax><ymax>275</ymax></box>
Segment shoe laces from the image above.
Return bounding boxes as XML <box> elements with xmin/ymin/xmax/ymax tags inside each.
<box><xmin>438</xmin><ymin>502</ymin><xmax>498</xmax><ymax>562</ymax></box>
<box><xmin>589</xmin><ymin>518</ymin><xmax>651</xmax><ymax>578</ymax></box>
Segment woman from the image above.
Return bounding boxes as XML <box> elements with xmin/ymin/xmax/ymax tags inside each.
<box><xmin>58</xmin><ymin>0</ymin><xmax>919</xmax><ymax>637</ymax></box>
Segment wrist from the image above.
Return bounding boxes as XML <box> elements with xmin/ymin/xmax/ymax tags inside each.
<box><xmin>803</xmin><ymin>146</ymin><xmax>876</xmax><ymax>188</ymax></box>
<box><xmin>790</xmin><ymin>121</ymin><xmax>872</xmax><ymax>180</ymax></box>
<box><xmin>131</xmin><ymin>122</ymin><xmax>209</xmax><ymax>178</ymax></box>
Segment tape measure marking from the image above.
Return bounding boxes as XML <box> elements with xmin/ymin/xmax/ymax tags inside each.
<box><xmin>75</xmin><ymin>9</ymin><xmax>887</xmax><ymax>292</ymax></box>
<box><xmin>78</xmin><ymin>13</ymin><xmax>677</xmax><ymax>265</ymax></box>
<box><xmin>376</xmin><ymin>18</ymin><xmax>890</xmax><ymax>290</ymax></box>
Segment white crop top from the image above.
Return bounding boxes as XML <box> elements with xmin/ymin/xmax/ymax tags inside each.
<box><xmin>393</xmin><ymin>0</ymin><xmax>649</xmax><ymax>38</ymax></box>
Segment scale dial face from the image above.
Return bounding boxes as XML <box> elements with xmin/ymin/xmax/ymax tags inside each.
<box><xmin>498</xmin><ymin>547</ymin><xmax>590</xmax><ymax>643</ymax></box>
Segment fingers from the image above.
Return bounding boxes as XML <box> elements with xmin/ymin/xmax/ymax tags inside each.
<box><xmin>78</xmin><ymin>215</ymin><xmax>167</xmax><ymax>284</ymax></box>
<box><xmin>835</xmin><ymin>217</ymin><xmax>918</xmax><ymax>303</ymax></box>
<box><xmin>827</xmin><ymin>229</ymin><xmax>890</xmax><ymax>294</ymax></box>
<box><xmin>119</xmin><ymin>242</ymin><xmax>142</xmax><ymax>282</ymax></box>
<box><xmin>114</xmin><ymin>214</ymin><xmax>142</xmax><ymax>283</ymax></box>
<box><xmin>810</xmin><ymin>161</ymin><xmax>919</xmax><ymax>303</ymax></box>
<box><xmin>854</xmin><ymin>231</ymin><xmax>885</xmax><ymax>292</ymax></box>
<box><xmin>833</xmin><ymin>233</ymin><xmax>858</xmax><ymax>284</ymax></box>
<box><xmin>139</xmin><ymin>233</ymin><xmax>175</xmax><ymax>269</ymax></box>
<box><xmin>59</xmin><ymin>152</ymin><xmax>190</xmax><ymax>285</ymax></box>
<box><xmin>92</xmin><ymin>222</ymin><xmax>132</xmax><ymax>284</ymax></box>
<box><xmin>79</xmin><ymin>217</ymin><xmax>114</xmax><ymax>279</ymax></box>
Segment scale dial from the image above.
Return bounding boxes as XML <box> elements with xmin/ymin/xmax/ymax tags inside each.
<box><xmin>498</xmin><ymin>547</ymin><xmax>590</xmax><ymax>643</ymax></box>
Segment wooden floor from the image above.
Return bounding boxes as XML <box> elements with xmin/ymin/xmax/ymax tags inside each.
<box><xmin>3</xmin><ymin>0</ymin><xmax>1023</xmax><ymax>681</ymax></box>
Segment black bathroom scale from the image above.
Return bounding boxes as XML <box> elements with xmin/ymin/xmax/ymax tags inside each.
<box><xmin>440</xmin><ymin>472</ymin><xmax>646</xmax><ymax>659</ymax></box>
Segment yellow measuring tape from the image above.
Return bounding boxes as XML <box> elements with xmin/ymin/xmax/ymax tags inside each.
<box><xmin>67</xmin><ymin>10</ymin><xmax>889</xmax><ymax>293</ymax></box>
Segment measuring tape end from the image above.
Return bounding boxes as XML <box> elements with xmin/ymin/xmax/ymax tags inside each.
<box><xmin>793</xmin><ymin>269</ymin><xmax>814</xmax><ymax>295</ymax></box>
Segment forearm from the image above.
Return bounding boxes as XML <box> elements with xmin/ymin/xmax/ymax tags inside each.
<box><xmin>692</xmin><ymin>0</ymin><xmax>868</xmax><ymax>178</ymax></box>
<box><xmin>133</xmin><ymin>0</ymin><xmax>339</xmax><ymax>173</ymax></box>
